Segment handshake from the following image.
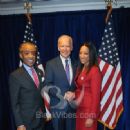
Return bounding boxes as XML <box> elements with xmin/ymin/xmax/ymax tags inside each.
<box><xmin>64</xmin><ymin>91</ymin><xmax>75</xmax><ymax>102</ymax></box>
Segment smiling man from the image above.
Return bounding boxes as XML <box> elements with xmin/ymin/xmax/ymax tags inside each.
<box><xmin>45</xmin><ymin>35</ymin><xmax>77</xmax><ymax>130</ymax></box>
<box><xmin>9</xmin><ymin>42</ymin><xmax>46</xmax><ymax>130</ymax></box>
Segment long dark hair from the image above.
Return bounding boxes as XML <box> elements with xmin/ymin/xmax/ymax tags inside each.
<box><xmin>78</xmin><ymin>42</ymin><xmax>98</xmax><ymax>73</ymax></box>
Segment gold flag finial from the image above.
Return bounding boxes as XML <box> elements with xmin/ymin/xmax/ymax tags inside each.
<box><xmin>24</xmin><ymin>1</ymin><xmax>32</xmax><ymax>14</ymax></box>
<box><xmin>24</xmin><ymin>1</ymin><xmax>32</xmax><ymax>23</ymax></box>
<box><xmin>104</xmin><ymin>0</ymin><xmax>117</xmax><ymax>6</ymax></box>
<box><xmin>104</xmin><ymin>0</ymin><xmax>113</xmax><ymax>5</ymax></box>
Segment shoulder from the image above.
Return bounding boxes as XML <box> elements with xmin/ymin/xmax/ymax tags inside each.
<box><xmin>71</xmin><ymin>57</ymin><xmax>78</xmax><ymax>67</ymax></box>
<box><xmin>90</xmin><ymin>65</ymin><xmax>101</xmax><ymax>74</ymax></box>
<box><xmin>9</xmin><ymin>67</ymin><xmax>24</xmax><ymax>81</ymax></box>
<box><xmin>46</xmin><ymin>56</ymin><xmax>60</xmax><ymax>65</ymax></box>
<box><xmin>10</xmin><ymin>67</ymin><xmax>24</xmax><ymax>76</ymax></box>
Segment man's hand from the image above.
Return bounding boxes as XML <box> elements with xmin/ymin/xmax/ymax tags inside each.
<box><xmin>17</xmin><ymin>125</ymin><xmax>26</xmax><ymax>130</ymax></box>
<box><xmin>64</xmin><ymin>91</ymin><xmax>75</xmax><ymax>102</ymax></box>
<box><xmin>45</xmin><ymin>116</ymin><xmax>52</xmax><ymax>122</ymax></box>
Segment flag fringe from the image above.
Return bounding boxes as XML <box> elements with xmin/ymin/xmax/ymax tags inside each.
<box><xmin>98</xmin><ymin>107</ymin><xmax>123</xmax><ymax>129</ymax></box>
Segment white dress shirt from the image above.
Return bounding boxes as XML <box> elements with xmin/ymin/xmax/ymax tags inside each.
<box><xmin>60</xmin><ymin>55</ymin><xmax>73</xmax><ymax>85</ymax></box>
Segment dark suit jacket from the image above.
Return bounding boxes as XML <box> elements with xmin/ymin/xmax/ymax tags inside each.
<box><xmin>9</xmin><ymin>66</ymin><xmax>45</xmax><ymax>129</ymax></box>
<box><xmin>45</xmin><ymin>56</ymin><xmax>77</xmax><ymax>112</ymax></box>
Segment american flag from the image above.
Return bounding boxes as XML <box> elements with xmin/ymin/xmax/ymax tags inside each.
<box><xmin>98</xmin><ymin>15</ymin><xmax>123</xmax><ymax>129</ymax></box>
<box><xmin>23</xmin><ymin>21</ymin><xmax>45</xmax><ymax>76</ymax></box>
<box><xmin>22</xmin><ymin>20</ymin><xmax>51</xmax><ymax>118</ymax></box>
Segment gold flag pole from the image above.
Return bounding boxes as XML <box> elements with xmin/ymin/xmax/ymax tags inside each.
<box><xmin>104</xmin><ymin>125</ymin><xmax>106</xmax><ymax>130</ymax></box>
<box><xmin>105</xmin><ymin>1</ymin><xmax>112</xmax><ymax>23</ymax></box>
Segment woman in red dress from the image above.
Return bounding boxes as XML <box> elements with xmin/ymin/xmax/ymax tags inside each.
<box><xmin>75</xmin><ymin>42</ymin><xmax>102</xmax><ymax>130</ymax></box>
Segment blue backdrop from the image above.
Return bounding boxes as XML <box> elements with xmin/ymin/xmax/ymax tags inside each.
<box><xmin>0</xmin><ymin>8</ymin><xmax>130</xmax><ymax>130</ymax></box>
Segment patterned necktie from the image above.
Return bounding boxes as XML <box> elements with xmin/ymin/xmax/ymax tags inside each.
<box><xmin>31</xmin><ymin>68</ymin><xmax>39</xmax><ymax>88</ymax></box>
<box><xmin>65</xmin><ymin>59</ymin><xmax>70</xmax><ymax>83</ymax></box>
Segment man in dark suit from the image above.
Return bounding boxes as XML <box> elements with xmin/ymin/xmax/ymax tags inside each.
<box><xmin>45</xmin><ymin>35</ymin><xmax>77</xmax><ymax>130</ymax></box>
<box><xmin>9</xmin><ymin>42</ymin><xmax>46</xmax><ymax>130</ymax></box>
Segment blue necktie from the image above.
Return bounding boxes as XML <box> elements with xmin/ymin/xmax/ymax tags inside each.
<box><xmin>65</xmin><ymin>59</ymin><xmax>70</xmax><ymax>83</ymax></box>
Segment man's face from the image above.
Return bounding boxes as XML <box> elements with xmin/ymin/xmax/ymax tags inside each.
<box><xmin>58</xmin><ymin>36</ymin><xmax>73</xmax><ymax>59</ymax></box>
<box><xmin>19</xmin><ymin>43</ymin><xmax>37</xmax><ymax>67</ymax></box>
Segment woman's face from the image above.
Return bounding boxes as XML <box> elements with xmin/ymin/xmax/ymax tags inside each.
<box><xmin>79</xmin><ymin>45</ymin><xmax>89</xmax><ymax>66</ymax></box>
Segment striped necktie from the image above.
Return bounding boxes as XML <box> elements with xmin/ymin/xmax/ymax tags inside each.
<box><xmin>31</xmin><ymin>68</ymin><xmax>39</xmax><ymax>88</ymax></box>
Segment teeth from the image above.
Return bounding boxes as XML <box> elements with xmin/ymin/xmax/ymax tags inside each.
<box><xmin>28</xmin><ymin>59</ymin><xmax>33</xmax><ymax>62</ymax></box>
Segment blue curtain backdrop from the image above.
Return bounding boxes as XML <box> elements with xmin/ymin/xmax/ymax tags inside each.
<box><xmin>0</xmin><ymin>8</ymin><xmax>130</xmax><ymax>130</ymax></box>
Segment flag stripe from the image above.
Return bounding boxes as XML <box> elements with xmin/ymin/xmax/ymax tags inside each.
<box><xmin>99</xmin><ymin>60</ymin><xmax>110</xmax><ymax>78</ymax></box>
<box><xmin>100</xmin><ymin>73</ymin><xmax>118</xmax><ymax>118</ymax></box>
<box><xmin>100</xmin><ymin>64</ymin><xmax>121</xmax><ymax>113</ymax></box>
<box><xmin>98</xmin><ymin>58</ymin><xmax>106</xmax><ymax>72</ymax></box>
<box><xmin>100</xmin><ymin>65</ymin><xmax>115</xmax><ymax>99</ymax></box>
<box><xmin>105</xmin><ymin>82</ymin><xmax>122</xmax><ymax>125</ymax></box>
<box><xmin>109</xmin><ymin>90</ymin><xmax>122</xmax><ymax>126</ymax></box>
<box><xmin>110</xmin><ymin>88</ymin><xmax>123</xmax><ymax>126</ymax></box>
<box><xmin>100</xmin><ymin>62</ymin><xmax>121</xmax><ymax>108</ymax></box>
<box><xmin>100</xmin><ymin>71</ymin><xmax>122</xmax><ymax>121</ymax></box>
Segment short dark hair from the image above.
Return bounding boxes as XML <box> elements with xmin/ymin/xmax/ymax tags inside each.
<box><xmin>19</xmin><ymin>42</ymin><xmax>37</xmax><ymax>52</ymax></box>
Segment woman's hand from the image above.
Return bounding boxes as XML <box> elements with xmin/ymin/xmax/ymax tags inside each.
<box><xmin>85</xmin><ymin>118</ymin><xmax>94</xmax><ymax>128</ymax></box>
<box><xmin>17</xmin><ymin>125</ymin><xmax>26</xmax><ymax>130</ymax></box>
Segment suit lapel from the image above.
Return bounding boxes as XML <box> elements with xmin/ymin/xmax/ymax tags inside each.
<box><xmin>22</xmin><ymin>66</ymin><xmax>40</xmax><ymax>89</ymax></box>
<box><xmin>57</xmin><ymin>56</ymin><xmax>67</xmax><ymax>76</ymax></box>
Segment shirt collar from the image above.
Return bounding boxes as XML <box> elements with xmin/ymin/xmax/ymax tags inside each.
<box><xmin>60</xmin><ymin>55</ymin><xmax>71</xmax><ymax>67</ymax></box>
<box><xmin>60</xmin><ymin>55</ymin><xmax>70</xmax><ymax>62</ymax></box>
<box><xmin>23</xmin><ymin>63</ymin><xmax>32</xmax><ymax>71</ymax></box>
